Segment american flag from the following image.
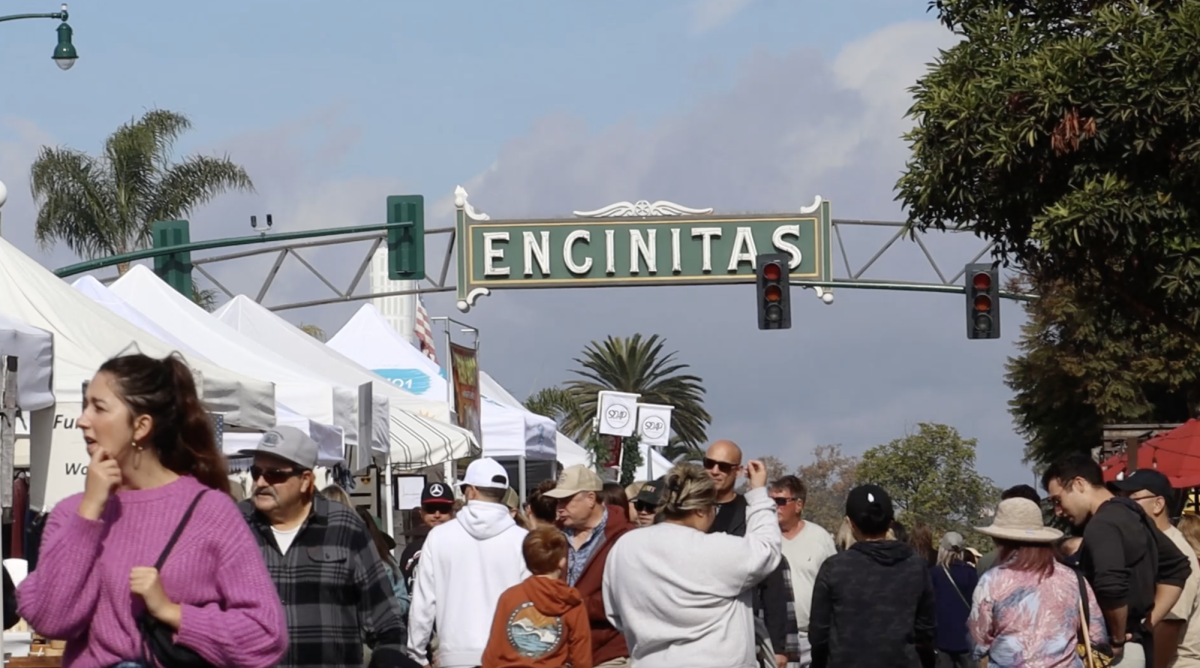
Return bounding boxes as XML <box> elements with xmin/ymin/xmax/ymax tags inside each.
<box><xmin>414</xmin><ymin>295</ymin><xmax>438</xmax><ymax>364</ymax></box>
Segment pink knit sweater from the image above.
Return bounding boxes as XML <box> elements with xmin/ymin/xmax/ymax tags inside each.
<box><xmin>17</xmin><ymin>475</ymin><xmax>288</xmax><ymax>668</ymax></box>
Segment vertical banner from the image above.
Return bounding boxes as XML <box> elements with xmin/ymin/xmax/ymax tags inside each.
<box><xmin>597</xmin><ymin>391</ymin><xmax>640</xmax><ymax>470</ymax></box>
<box><xmin>449</xmin><ymin>342</ymin><xmax>483</xmax><ymax>449</ymax></box>
<box><xmin>636</xmin><ymin>403</ymin><xmax>674</xmax><ymax>447</ymax></box>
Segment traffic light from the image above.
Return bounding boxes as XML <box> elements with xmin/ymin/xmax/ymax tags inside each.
<box><xmin>965</xmin><ymin>263</ymin><xmax>1000</xmax><ymax>339</ymax></box>
<box><xmin>756</xmin><ymin>253</ymin><xmax>791</xmax><ymax>330</ymax></box>
<box><xmin>387</xmin><ymin>195</ymin><xmax>425</xmax><ymax>280</ymax></box>
<box><xmin>151</xmin><ymin>219</ymin><xmax>193</xmax><ymax>297</ymax></box>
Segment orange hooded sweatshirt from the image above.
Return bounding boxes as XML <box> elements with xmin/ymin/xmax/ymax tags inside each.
<box><xmin>482</xmin><ymin>575</ymin><xmax>592</xmax><ymax>668</ymax></box>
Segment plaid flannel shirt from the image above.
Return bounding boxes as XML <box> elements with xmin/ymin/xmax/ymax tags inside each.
<box><xmin>756</xmin><ymin>555</ymin><xmax>801</xmax><ymax>666</ymax></box>
<box><xmin>239</xmin><ymin>494</ymin><xmax>407</xmax><ymax>668</ymax></box>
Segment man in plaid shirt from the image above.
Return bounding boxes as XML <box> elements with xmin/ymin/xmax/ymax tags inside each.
<box><xmin>238</xmin><ymin>426</ymin><xmax>417</xmax><ymax>668</ymax></box>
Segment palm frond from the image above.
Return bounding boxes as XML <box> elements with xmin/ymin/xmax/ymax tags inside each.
<box><xmin>524</xmin><ymin>386</ymin><xmax>592</xmax><ymax>441</ymax></box>
<box><xmin>191</xmin><ymin>284</ymin><xmax>219</xmax><ymax>312</ymax></box>
<box><xmin>29</xmin><ymin>147</ymin><xmax>116</xmax><ymax>258</ymax></box>
<box><xmin>146</xmin><ymin>155</ymin><xmax>254</xmax><ymax>238</ymax></box>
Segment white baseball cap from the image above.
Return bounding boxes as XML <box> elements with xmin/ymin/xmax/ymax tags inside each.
<box><xmin>462</xmin><ymin>457</ymin><xmax>509</xmax><ymax>490</ymax></box>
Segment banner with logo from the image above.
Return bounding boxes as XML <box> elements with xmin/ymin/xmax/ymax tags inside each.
<box><xmin>597</xmin><ymin>391</ymin><xmax>640</xmax><ymax>437</ymax></box>
<box><xmin>636</xmin><ymin>403</ymin><xmax>673</xmax><ymax>447</ymax></box>
<box><xmin>449</xmin><ymin>342</ymin><xmax>483</xmax><ymax>449</ymax></box>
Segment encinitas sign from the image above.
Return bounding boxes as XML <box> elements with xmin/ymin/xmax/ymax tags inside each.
<box><xmin>453</xmin><ymin>190</ymin><xmax>832</xmax><ymax>312</ymax></box>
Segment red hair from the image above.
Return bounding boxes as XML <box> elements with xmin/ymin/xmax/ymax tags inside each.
<box><xmin>523</xmin><ymin>527</ymin><xmax>567</xmax><ymax>575</ymax></box>
<box><xmin>995</xmin><ymin>540</ymin><xmax>1057</xmax><ymax>580</ymax></box>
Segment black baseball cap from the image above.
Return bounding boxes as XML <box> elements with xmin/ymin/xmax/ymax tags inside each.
<box><xmin>846</xmin><ymin>484</ymin><xmax>895</xmax><ymax>535</ymax></box>
<box><xmin>636</xmin><ymin>477</ymin><xmax>666</xmax><ymax>506</ymax></box>
<box><xmin>1113</xmin><ymin>469</ymin><xmax>1173</xmax><ymax>499</ymax></box>
<box><xmin>421</xmin><ymin>482</ymin><xmax>454</xmax><ymax>506</ymax></box>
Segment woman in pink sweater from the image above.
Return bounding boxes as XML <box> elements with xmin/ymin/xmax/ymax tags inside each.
<box><xmin>17</xmin><ymin>353</ymin><xmax>288</xmax><ymax>668</ymax></box>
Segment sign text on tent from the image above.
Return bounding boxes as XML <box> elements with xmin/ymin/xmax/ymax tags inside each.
<box><xmin>454</xmin><ymin>191</ymin><xmax>833</xmax><ymax>312</ymax></box>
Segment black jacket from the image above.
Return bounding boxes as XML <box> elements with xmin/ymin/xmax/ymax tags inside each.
<box><xmin>399</xmin><ymin>524</ymin><xmax>432</xmax><ymax>595</ymax></box>
<box><xmin>809</xmin><ymin>540</ymin><xmax>936</xmax><ymax>668</ymax></box>
<box><xmin>3</xmin><ymin>566</ymin><xmax>16</xmax><ymax>631</ymax></box>
<box><xmin>709</xmin><ymin>493</ymin><xmax>797</xmax><ymax>660</ymax></box>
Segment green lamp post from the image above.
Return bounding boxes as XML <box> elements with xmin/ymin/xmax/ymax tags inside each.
<box><xmin>0</xmin><ymin>3</ymin><xmax>77</xmax><ymax>71</ymax></box>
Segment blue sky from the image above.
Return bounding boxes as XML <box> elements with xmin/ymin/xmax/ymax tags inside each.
<box><xmin>0</xmin><ymin>0</ymin><xmax>1039</xmax><ymax>489</ymax></box>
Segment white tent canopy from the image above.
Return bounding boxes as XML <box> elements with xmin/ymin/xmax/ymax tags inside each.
<box><xmin>328</xmin><ymin>304</ymin><xmax>557</xmax><ymax>461</ymax></box>
<box><xmin>215</xmin><ymin>295</ymin><xmax>477</xmax><ymax>469</ymax></box>
<box><xmin>72</xmin><ymin>275</ymin><xmax>345</xmax><ymax>467</ymax></box>
<box><xmin>0</xmin><ymin>238</ymin><xmax>275</xmax><ymax>511</ymax></box>
<box><xmin>0</xmin><ymin>314</ymin><xmax>53</xmax><ymax>411</ymax></box>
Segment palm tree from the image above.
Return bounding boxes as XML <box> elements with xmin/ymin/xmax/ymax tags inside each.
<box><xmin>564</xmin><ymin>334</ymin><xmax>711</xmax><ymax>451</ymax></box>
<box><xmin>299</xmin><ymin>323</ymin><xmax>326</xmax><ymax>341</ymax></box>
<box><xmin>30</xmin><ymin>109</ymin><xmax>254</xmax><ymax>274</ymax></box>
<box><xmin>524</xmin><ymin>386</ymin><xmax>592</xmax><ymax>437</ymax></box>
<box><xmin>192</xmin><ymin>285</ymin><xmax>220</xmax><ymax>312</ymax></box>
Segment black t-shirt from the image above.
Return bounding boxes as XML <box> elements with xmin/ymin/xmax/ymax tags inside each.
<box><xmin>709</xmin><ymin>495</ymin><xmax>747</xmax><ymax>536</ymax></box>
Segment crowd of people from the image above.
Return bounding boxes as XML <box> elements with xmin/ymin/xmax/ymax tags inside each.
<box><xmin>9</xmin><ymin>352</ymin><xmax>1200</xmax><ymax>668</ymax></box>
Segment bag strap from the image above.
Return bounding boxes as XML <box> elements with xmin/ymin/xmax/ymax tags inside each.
<box><xmin>1075</xmin><ymin>569</ymin><xmax>1097</xmax><ymax>668</ymax></box>
<box><xmin>154</xmin><ymin>490</ymin><xmax>207</xmax><ymax>570</ymax></box>
<box><xmin>942</xmin><ymin>565</ymin><xmax>971</xmax><ymax>609</ymax></box>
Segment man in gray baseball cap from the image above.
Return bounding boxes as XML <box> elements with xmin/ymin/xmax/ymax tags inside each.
<box><xmin>237</xmin><ymin>425</ymin><xmax>414</xmax><ymax>668</ymax></box>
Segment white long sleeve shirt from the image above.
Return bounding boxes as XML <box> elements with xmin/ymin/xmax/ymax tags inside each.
<box><xmin>602</xmin><ymin>486</ymin><xmax>782</xmax><ymax>668</ymax></box>
<box><xmin>406</xmin><ymin>500</ymin><xmax>529</xmax><ymax>668</ymax></box>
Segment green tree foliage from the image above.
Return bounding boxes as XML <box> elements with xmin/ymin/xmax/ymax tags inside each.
<box><xmin>796</xmin><ymin>445</ymin><xmax>861</xmax><ymax>533</ymax></box>
<box><xmin>31</xmin><ymin>109</ymin><xmax>254</xmax><ymax>273</ymax></box>
<box><xmin>298</xmin><ymin>323</ymin><xmax>326</xmax><ymax>341</ymax></box>
<box><xmin>857</xmin><ymin>423</ymin><xmax>1000</xmax><ymax>537</ymax></box>
<box><xmin>192</xmin><ymin>285</ymin><xmax>219</xmax><ymax>312</ymax></box>
<box><xmin>562</xmin><ymin>334</ymin><xmax>711</xmax><ymax>450</ymax></box>
<box><xmin>1006</xmin><ymin>275</ymin><xmax>1198</xmax><ymax>465</ymax></box>
<box><xmin>898</xmin><ymin>1</ymin><xmax>1200</xmax><ymax>333</ymax></box>
<box><xmin>524</xmin><ymin>386</ymin><xmax>591</xmax><ymax>437</ymax></box>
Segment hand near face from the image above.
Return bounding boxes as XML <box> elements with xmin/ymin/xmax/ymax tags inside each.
<box><xmin>79</xmin><ymin>448</ymin><xmax>121</xmax><ymax>520</ymax></box>
<box><xmin>746</xmin><ymin>460</ymin><xmax>768</xmax><ymax>490</ymax></box>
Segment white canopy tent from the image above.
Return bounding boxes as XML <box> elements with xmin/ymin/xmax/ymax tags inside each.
<box><xmin>215</xmin><ymin>295</ymin><xmax>477</xmax><ymax>469</ymax></box>
<box><xmin>0</xmin><ymin>314</ymin><xmax>53</xmax><ymax>411</ymax></box>
<box><xmin>72</xmin><ymin>275</ymin><xmax>345</xmax><ymax>466</ymax></box>
<box><xmin>0</xmin><ymin>237</ymin><xmax>275</xmax><ymax>511</ymax></box>
<box><xmin>328</xmin><ymin>304</ymin><xmax>557</xmax><ymax>461</ymax></box>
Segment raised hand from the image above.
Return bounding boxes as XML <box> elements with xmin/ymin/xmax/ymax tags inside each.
<box><xmin>79</xmin><ymin>447</ymin><xmax>121</xmax><ymax>520</ymax></box>
<box><xmin>746</xmin><ymin>460</ymin><xmax>768</xmax><ymax>490</ymax></box>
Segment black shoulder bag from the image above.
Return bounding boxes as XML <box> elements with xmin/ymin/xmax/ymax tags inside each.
<box><xmin>136</xmin><ymin>489</ymin><xmax>215</xmax><ymax>668</ymax></box>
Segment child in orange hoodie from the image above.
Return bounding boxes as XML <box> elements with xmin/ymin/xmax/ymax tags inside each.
<box><xmin>483</xmin><ymin>527</ymin><xmax>592</xmax><ymax>668</ymax></box>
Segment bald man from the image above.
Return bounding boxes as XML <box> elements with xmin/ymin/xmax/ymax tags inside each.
<box><xmin>704</xmin><ymin>441</ymin><xmax>799</xmax><ymax>668</ymax></box>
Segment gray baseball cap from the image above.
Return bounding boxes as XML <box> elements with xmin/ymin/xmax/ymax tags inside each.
<box><xmin>238</xmin><ymin>425</ymin><xmax>318</xmax><ymax>470</ymax></box>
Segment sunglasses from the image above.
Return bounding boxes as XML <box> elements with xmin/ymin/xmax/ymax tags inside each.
<box><xmin>250</xmin><ymin>466</ymin><xmax>304</xmax><ymax>485</ymax></box>
<box><xmin>703</xmin><ymin>457</ymin><xmax>740</xmax><ymax>474</ymax></box>
<box><xmin>772</xmin><ymin>497</ymin><xmax>795</xmax><ymax>506</ymax></box>
<box><xmin>634</xmin><ymin>500</ymin><xmax>657</xmax><ymax>514</ymax></box>
<box><xmin>422</xmin><ymin>504</ymin><xmax>453</xmax><ymax>515</ymax></box>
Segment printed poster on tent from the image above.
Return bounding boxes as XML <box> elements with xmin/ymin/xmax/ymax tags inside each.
<box><xmin>449</xmin><ymin>342</ymin><xmax>483</xmax><ymax>449</ymax></box>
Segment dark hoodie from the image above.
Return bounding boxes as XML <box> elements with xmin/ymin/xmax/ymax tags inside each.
<box><xmin>809</xmin><ymin>540</ymin><xmax>936</xmax><ymax>668</ymax></box>
<box><xmin>482</xmin><ymin>575</ymin><xmax>592</xmax><ymax>668</ymax></box>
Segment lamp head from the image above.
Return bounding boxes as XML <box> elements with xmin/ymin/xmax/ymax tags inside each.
<box><xmin>52</xmin><ymin>21</ymin><xmax>77</xmax><ymax>71</ymax></box>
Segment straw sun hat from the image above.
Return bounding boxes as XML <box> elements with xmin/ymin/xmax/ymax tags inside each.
<box><xmin>975</xmin><ymin>498</ymin><xmax>1063</xmax><ymax>544</ymax></box>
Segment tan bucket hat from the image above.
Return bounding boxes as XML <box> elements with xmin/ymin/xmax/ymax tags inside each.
<box><xmin>975</xmin><ymin>498</ymin><xmax>1063</xmax><ymax>544</ymax></box>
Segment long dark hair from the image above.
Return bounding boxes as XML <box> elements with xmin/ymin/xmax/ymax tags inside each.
<box><xmin>355</xmin><ymin>506</ymin><xmax>398</xmax><ymax>576</ymax></box>
<box><xmin>98</xmin><ymin>352</ymin><xmax>230</xmax><ymax>494</ymax></box>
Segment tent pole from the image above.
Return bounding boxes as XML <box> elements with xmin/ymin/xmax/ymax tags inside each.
<box><xmin>0</xmin><ymin>355</ymin><xmax>18</xmax><ymax>662</ymax></box>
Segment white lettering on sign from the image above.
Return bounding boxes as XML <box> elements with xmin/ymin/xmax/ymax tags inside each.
<box><xmin>670</xmin><ymin>228</ymin><xmax>682</xmax><ymax>274</ymax></box>
<box><xmin>727</xmin><ymin>227</ymin><xmax>759</xmax><ymax>272</ymax></box>
<box><xmin>564</xmin><ymin>230</ymin><xmax>592</xmax><ymax>274</ymax></box>
<box><xmin>772</xmin><ymin>225</ymin><xmax>803</xmax><ymax>269</ymax></box>
<box><xmin>629</xmin><ymin>229</ymin><xmax>657</xmax><ymax>275</ymax></box>
<box><xmin>483</xmin><ymin>232</ymin><xmax>510</xmax><ymax>277</ymax></box>
<box><xmin>522</xmin><ymin>230</ymin><xmax>551</xmax><ymax>277</ymax></box>
<box><xmin>692</xmin><ymin>228</ymin><xmax>722</xmax><ymax>273</ymax></box>
<box><xmin>605</xmin><ymin>230</ymin><xmax>616</xmax><ymax>275</ymax></box>
<box><xmin>606</xmin><ymin>406</ymin><xmax>631</xmax><ymax>428</ymax></box>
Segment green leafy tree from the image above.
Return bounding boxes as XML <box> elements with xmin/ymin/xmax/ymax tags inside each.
<box><xmin>897</xmin><ymin>1</ymin><xmax>1200</xmax><ymax>334</ymax></box>
<box><xmin>31</xmin><ymin>109</ymin><xmax>254</xmax><ymax>274</ymax></box>
<box><xmin>563</xmin><ymin>334</ymin><xmax>711</xmax><ymax>450</ymax></box>
<box><xmin>1006</xmin><ymin>275</ymin><xmax>1198</xmax><ymax>465</ymax></box>
<box><xmin>856</xmin><ymin>423</ymin><xmax>999</xmax><ymax>538</ymax></box>
<box><xmin>796</xmin><ymin>444</ymin><xmax>861</xmax><ymax>534</ymax></box>
<box><xmin>525</xmin><ymin>386</ymin><xmax>590</xmax><ymax>433</ymax></box>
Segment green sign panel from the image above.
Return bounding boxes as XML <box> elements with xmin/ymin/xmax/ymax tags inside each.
<box><xmin>453</xmin><ymin>192</ymin><xmax>832</xmax><ymax>311</ymax></box>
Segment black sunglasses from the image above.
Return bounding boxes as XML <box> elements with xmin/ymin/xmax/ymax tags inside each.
<box><xmin>422</xmin><ymin>503</ymin><xmax>453</xmax><ymax>515</ymax></box>
<box><xmin>250</xmin><ymin>466</ymin><xmax>305</xmax><ymax>485</ymax></box>
<box><xmin>634</xmin><ymin>500</ymin><xmax>657</xmax><ymax>514</ymax></box>
<box><xmin>702</xmin><ymin>457</ymin><xmax>739</xmax><ymax>474</ymax></box>
<box><xmin>772</xmin><ymin>497</ymin><xmax>795</xmax><ymax>506</ymax></box>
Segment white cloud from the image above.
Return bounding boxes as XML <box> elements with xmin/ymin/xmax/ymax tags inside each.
<box><xmin>691</xmin><ymin>0</ymin><xmax>756</xmax><ymax>34</ymax></box>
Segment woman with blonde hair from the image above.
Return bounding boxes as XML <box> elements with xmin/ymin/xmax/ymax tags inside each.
<box><xmin>602</xmin><ymin>460</ymin><xmax>781</xmax><ymax>667</ymax></box>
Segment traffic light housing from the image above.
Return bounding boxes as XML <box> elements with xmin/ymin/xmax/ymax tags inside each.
<box><xmin>387</xmin><ymin>195</ymin><xmax>425</xmax><ymax>280</ymax></box>
<box><xmin>756</xmin><ymin>253</ymin><xmax>791</xmax><ymax>330</ymax></box>
<box><xmin>151</xmin><ymin>219</ymin><xmax>193</xmax><ymax>297</ymax></box>
<box><xmin>965</xmin><ymin>263</ymin><xmax>1000</xmax><ymax>339</ymax></box>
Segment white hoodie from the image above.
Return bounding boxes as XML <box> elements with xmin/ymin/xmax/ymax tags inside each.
<box><xmin>407</xmin><ymin>500</ymin><xmax>529</xmax><ymax>668</ymax></box>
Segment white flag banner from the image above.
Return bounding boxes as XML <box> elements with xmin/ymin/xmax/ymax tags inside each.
<box><xmin>636</xmin><ymin>403</ymin><xmax>673</xmax><ymax>447</ymax></box>
<box><xmin>597</xmin><ymin>390</ymin><xmax>640</xmax><ymax>437</ymax></box>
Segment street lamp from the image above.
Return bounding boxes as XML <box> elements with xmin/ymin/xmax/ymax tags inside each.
<box><xmin>0</xmin><ymin>4</ymin><xmax>77</xmax><ymax>71</ymax></box>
